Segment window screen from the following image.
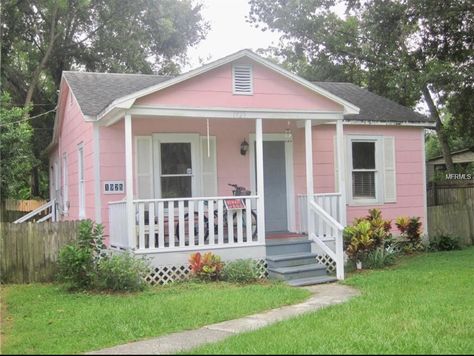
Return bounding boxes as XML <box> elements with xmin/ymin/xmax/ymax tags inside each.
<box><xmin>352</xmin><ymin>141</ymin><xmax>376</xmax><ymax>199</ymax></box>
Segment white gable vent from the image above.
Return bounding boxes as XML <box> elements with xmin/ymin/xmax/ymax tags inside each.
<box><xmin>232</xmin><ymin>65</ymin><xmax>253</xmax><ymax>95</ymax></box>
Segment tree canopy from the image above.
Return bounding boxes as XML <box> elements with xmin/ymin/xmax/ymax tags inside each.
<box><xmin>1</xmin><ymin>0</ymin><xmax>208</xmax><ymax>198</ymax></box>
<box><xmin>248</xmin><ymin>0</ymin><xmax>473</xmax><ymax>171</ymax></box>
<box><xmin>0</xmin><ymin>93</ymin><xmax>36</xmax><ymax>199</ymax></box>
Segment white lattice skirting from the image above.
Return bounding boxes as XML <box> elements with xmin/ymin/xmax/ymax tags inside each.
<box><xmin>144</xmin><ymin>259</ymin><xmax>268</xmax><ymax>285</ymax></box>
<box><xmin>315</xmin><ymin>254</ymin><xmax>336</xmax><ymax>274</ymax></box>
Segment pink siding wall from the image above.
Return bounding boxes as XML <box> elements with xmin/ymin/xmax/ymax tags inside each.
<box><xmin>308</xmin><ymin>125</ymin><xmax>426</xmax><ymax>231</ymax></box>
<box><xmin>343</xmin><ymin>126</ymin><xmax>426</xmax><ymax>230</ymax></box>
<box><xmin>54</xmin><ymin>86</ymin><xmax>95</xmax><ymax>221</ymax></box>
<box><xmin>98</xmin><ymin>119</ymin><xmax>426</xmax><ymax>236</ymax></box>
<box><xmin>136</xmin><ymin>60</ymin><xmax>343</xmax><ymax>112</ymax></box>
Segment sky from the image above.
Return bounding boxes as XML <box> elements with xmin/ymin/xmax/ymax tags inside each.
<box><xmin>185</xmin><ymin>0</ymin><xmax>281</xmax><ymax>69</ymax></box>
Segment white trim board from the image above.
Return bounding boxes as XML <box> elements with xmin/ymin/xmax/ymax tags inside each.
<box><xmin>249</xmin><ymin>133</ymin><xmax>296</xmax><ymax>233</ymax></box>
<box><xmin>93</xmin><ymin>125</ymin><xmax>102</xmax><ymax>223</ymax></box>
<box><xmin>101</xmin><ymin>107</ymin><xmax>346</xmax><ymax>127</ymax></box>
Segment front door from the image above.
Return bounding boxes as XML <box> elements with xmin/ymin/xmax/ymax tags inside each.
<box><xmin>263</xmin><ymin>141</ymin><xmax>288</xmax><ymax>232</ymax></box>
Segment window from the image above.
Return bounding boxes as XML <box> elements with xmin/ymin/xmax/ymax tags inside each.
<box><xmin>345</xmin><ymin>135</ymin><xmax>397</xmax><ymax>204</ymax></box>
<box><xmin>232</xmin><ymin>65</ymin><xmax>253</xmax><ymax>95</ymax></box>
<box><xmin>54</xmin><ymin>160</ymin><xmax>60</xmax><ymax>192</ymax></box>
<box><xmin>352</xmin><ymin>141</ymin><xmax>376</xmax><ymax>199</ymax></box>
<box><xmin>160</xmin><ymin>142</ymin><xmax>193</xmax><ymax>198</ymax></box>
<box><xmin>63</xmin><ymin>153</ymin><xmax>68</xmax><ymax>212</ymax></box>
<box><xmin>78</xmin><ymin>144</ymin><xmax>85</xmax><ymax>218</ymax></box>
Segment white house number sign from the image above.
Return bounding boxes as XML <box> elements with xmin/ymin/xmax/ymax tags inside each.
<box><xmin>104</xmin><ymin>181</ymin><xmax>125</xmax><ymax>194</ymax></box>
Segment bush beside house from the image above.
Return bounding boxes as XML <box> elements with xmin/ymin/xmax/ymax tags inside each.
<box><xmin>57</xmin><ymin>220</ymin><xmax>150</xmax><ymax>292</ymax></box>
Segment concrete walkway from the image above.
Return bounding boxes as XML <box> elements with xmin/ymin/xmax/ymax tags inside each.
<box><xmin>87</xmin><ymin>284</ymin><xmax>359</xmax><ymax>355</ymax></box>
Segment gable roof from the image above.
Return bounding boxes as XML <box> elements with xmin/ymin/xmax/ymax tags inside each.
<box><xmin>63</xmin><ymin>49</ymin><xmax>360</xmax><ymax>119</ymax></box>
<box><xmin>61</xmin><ymin>49</ymin><xmax>432</xmax><ymax>125</ymax></box>
<box><xmin>313</xmin><ymin>82</ymin><xmax>433</xmax><ymax>124</ymax></box>
<box><xmin>63</xmin><ymin>72</ymin><xmax>172</xmax><ymax>118</ymax></box>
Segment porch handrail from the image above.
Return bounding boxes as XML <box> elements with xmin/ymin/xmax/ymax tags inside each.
<box><xmin>298</xmin><ymin>193</ymin><xmax>342</xmax><ymax>234</ymax></box>
<box><xmin>298</xmin><ymin>192</ymin><xmax>342</xmax><ymax>197</ymax></box>
<box><xmin>309</xmin><ymin>200</ymin><xmax>344</xmax><ymax>232</ymax></box>
<box><xmin>13</xmin><ymin>200</ymin><xmax>56</xmax><ymax>224</ymax></box>
<box><xmin>132</xmin><ymin>195</ymin><xmax>259</xmax><ymax>203</ymax></box>
<box><xmin>308</xmin><ymin>199</ymin><xmax>345</xmax><ymax>280</ymax></box>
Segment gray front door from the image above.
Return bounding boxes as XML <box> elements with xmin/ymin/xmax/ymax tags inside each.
<box><xmin>263</xmin><ymin>141</ymin><xmax>288</xmax><ymax>232</ymax></box>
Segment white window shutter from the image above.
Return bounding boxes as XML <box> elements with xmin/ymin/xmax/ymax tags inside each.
<box><xmin>136</xmin><ymin>136</ymin><xmax>153</xmax><ymax>199</ymax></box>
<box><xmin>200</xmin><ymin>136</ymin><xmax>217</xmax><ymax>196</ymax></box>
<box><xmin>383</xmin><ymin>136</ymin><xmax>397</xmax><ymax>202</ymax></box>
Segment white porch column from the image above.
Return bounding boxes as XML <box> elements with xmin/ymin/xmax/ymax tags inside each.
<box><xmin>305</xmin><ymin>120</ymin><xmax>314</xmax><ymax>198</ymax></box>
<box><xmin>255</xmin><ymin>118</ymin><xmax>266</xmax><ymax>244</ymax></box>
<box><xmin>336</xmin><ymin>119</ymin><xmax>347</xmax><ymax>226</ymax></box>
<box><xmin>305</xmin><ymin>119</ymin><xmax>314</xmax><ymax>237</ymax></box>
<box><xmin>125</xmin><ymin>112</ymin><xmax>135</xmax><ymax>249</ymax></box>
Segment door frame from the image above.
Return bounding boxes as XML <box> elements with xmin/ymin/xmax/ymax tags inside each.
<box><xmin>152</xmin><ymin>133</ymin><xmax>201</xmax><ymax>199</ymax></box>
<box><xmin>249</xmin><ymin>133</ymin><xmax>296</xmax><ymax>232</ymax></box>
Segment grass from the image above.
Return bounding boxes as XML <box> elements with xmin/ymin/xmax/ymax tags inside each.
<box><xmin>190</xmin><ymin>248</ymin><xmax>474</xmax><ymax>354</ymax></box>
<box><xmin>0</xmin><ymin>281</ymin><xmax>310</xmax><ymax>354</ymax></box>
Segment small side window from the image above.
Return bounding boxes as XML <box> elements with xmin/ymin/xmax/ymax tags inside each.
<box><xmin>351</xmin><ymin>141</ymin><xmax>376</xmax><ymax>199</ymax></box>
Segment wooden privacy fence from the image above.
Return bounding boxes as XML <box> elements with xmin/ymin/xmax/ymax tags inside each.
<box><xmin>4</xmin><ymin>199</ymin><xmax>48</xmax><ymax>212</ymax></box>
<box><xmin>1</xmin><ymin>199</ymin><xmax>48</xmax><ymax>223</ymax></box>
<box><xmin>0</xmin><ymin>221</ymin><xmax>79</xmax><ymax>284</ymax></box>
<box><xmin>427</xmin><ymin>202</ymin><xmax>474</xmax><ymax>246</ymax></box>
<box><xmin>427</xmin><ymin>182</ymin><xmax>474</xmax><ymax>206</ymax></box>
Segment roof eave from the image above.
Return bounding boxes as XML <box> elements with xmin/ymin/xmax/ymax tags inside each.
<box><xmin>343</xmin><ymin>119</ymin><xmax>436</xmax><ymax>128</ymax></box>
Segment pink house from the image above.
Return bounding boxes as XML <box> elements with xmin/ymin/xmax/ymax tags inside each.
<box><xmin>47</xmin><ymin>50</ymin><xmax>434</xmax><ymax>284</ymax></box>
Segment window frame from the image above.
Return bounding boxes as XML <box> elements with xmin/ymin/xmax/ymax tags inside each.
<box><xmin>78</xmin><ymin>143</ymin><xmax>85</xmax><ymax>219</ymax></box>
<box><xmin>62</xmin><ymin>152</ymin><xmax>68</xmax><ymax>213</ymax></box>
<box><xmin>346</xmin><ymin>135</ymin><xmax>384</xmax><ymax>205</ymax></box>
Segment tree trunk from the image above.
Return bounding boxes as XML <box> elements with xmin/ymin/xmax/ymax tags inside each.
<box><xmin>422</xmin><ymin>85</ymin><xmax>454</xmax><ymax>172</ymax></box>
<box><xmin>24</xmin><ymin>7</ymin><xmax>59</xmax><ymax>107</ymax></box>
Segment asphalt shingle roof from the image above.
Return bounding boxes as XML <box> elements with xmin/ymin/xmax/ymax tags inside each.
<box><xmin>63</xmin><ymin>71</ymin><xmax>172</xmax><ymax>117</ymax></box>
<box><xmin>314</xmin><ymin>82</ymin><xmax>432</xmax><ymax>123</ymax></box>
<box><xmin>63</xmin><ymin>71</ymin><xmax>432</xmax><ymax>123</ymax></box>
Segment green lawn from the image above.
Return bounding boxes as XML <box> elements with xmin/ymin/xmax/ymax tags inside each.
<box><xmin>0</xmin><ymin>281</ymin><xmax>309</xmax><ymax>354</ymax></box>
<box><xmin>190</xmin><ymin>248</ymin><xmax>474</xmax><ymax>354</ymax></box>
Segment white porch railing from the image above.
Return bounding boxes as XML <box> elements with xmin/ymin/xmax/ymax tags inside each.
<box><xmin>13</xmin><ymin>200</ymin><xmax>58</xmax><ymax>223</ymax></box>
<box><xmin>298</xmin><ymin>193</ymin><xmax>342</xmax><ymax>234</ymax></box>
<box><xmin>307</xmin><ymin>198</ymin><xmax>345</xmax><ymax>280</ymax></box>
<box><xmin>109</xmin><ymin>196</ymin><xmax>262</xmax><ymax>251</ymax></box>
<box><xmin>299</xmin><ymin>193</ymin><xmax>345</xmax><ymax>280</ymax></box>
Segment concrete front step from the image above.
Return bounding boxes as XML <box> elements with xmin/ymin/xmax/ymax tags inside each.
<box><xmin>266</xmin><ymin>238</ymin><xmax>312</xmax><ymax>256</ymax></box>
<box><xmin>287</xmin><ymin>275</ymin><xmax>338</xmax><ymax>287</ymax></box>
<box><xmin>268</xmin><ymin>263</ymin><xmax>327</xmax><ymax>281</ymax></box>
<box><xmin>266</xmin><ymin>252</ymin><xmax>319</xmax><ymax>268</ymax></box>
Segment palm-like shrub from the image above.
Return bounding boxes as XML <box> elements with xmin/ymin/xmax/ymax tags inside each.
<box><xmin>344</xmin><ymin>209</ymin><xmax>393</xmax><ymax>267</ymax></box>
<box><xmin>189</xmin><ymin>252</ymin><xmax>224</xmax><ymax>281</ymax></box>
<box><xmin>395</xmin><ymin>216</ymin><xmax>424</xmax><ymax>252</ymax></box>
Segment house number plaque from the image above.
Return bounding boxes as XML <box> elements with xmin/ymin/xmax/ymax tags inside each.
<box><xmin>104</xmin><ymin>181</ymin><xmax>125</xmax><ymax>194</ymax></box>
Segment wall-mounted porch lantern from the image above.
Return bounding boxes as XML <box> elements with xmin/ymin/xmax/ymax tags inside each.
<box><xmin>240</xmin><ymin>139</ymin><xmax>249</xmax><ymax>156</ymax></box>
